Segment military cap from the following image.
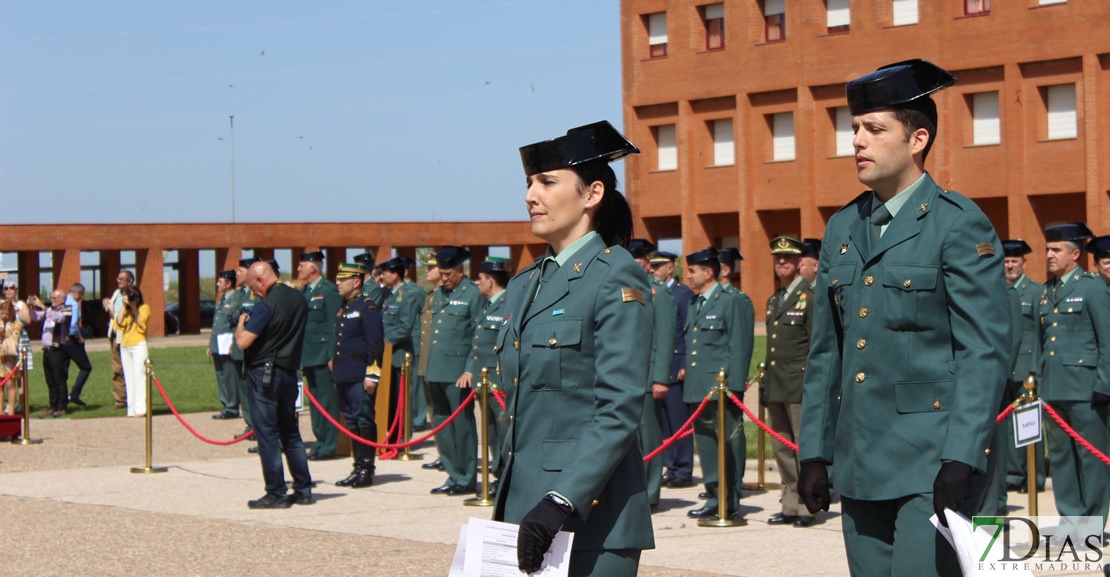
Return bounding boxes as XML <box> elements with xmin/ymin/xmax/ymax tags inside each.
<box><xmin>352</xmin><ymin>251</ymin><xmax>375</xmax><ymax>266</ymax></box>
<box><xmin>299</xmin><ymin>251</ymin><xmax>325</xmax><ymax>263</ymax></box>
<box><xmin>650</xmin><ymin>250</ymin><xmax>678</xmax><ymax>265</ymax></box>
<box><xmin>717</xmin><ymin>247</ymin><xmax>743</xmax><ymax>265</ymax></box>
<box><xmin>336</xmin><ymin>262</ymin><xmax>368</xmax><ymax>280</ymax></box>
<box><xmin>435</xmin><ymin>246</ymin><xmax>470</xmax><ymax>268</ymax></box>
<box><xmin>398</xmin><ymin>256</ymin><xmax>417</xmax><ymax>269</ymax></box>
<box><xmin>1001</xmin><ymin>240</ymin><xmax>1033</xmax><ymax>258</ymax></box>
<box><xmin>1044</xmin><ymin>223</ymin><xmax>1095</xmax><ymax>243</ymax></box>
<box><xmin>770</xmin><ymin>235</ymin><xmax>804</xmax><ymax>255</ymax></box>
<box><xmin>519</xmin><ymin>120</ymin><xmax>639</xmax><ymax>176</ymax></box>
<box><xmin>686</xmin><ymin>247</ymin><xmax>719</xmax><ymax>266</ymax></box>
<box><xmin>627</xmin><ymin>239</ymin><xmax>657</xmax><ymax>259</ymax></box>
<box><xmin>479</xmin><ymin>257</ymin><xmax>510</xmax><ymax>274</ymax></box>
<box><xmin>266</xmin><ymin>259</ymin><xmax>280</xmax><ymax>273</ymax></box>
<box><xmin>217</xmin><ymin>270</ymin><xmax>236</xmax><ymax>282</ymax></box>
<box><xmin>846</xmin><ymin>59</ymin><xmax>958</xmax><ymax>116</ymax></box>
<box><xmin>379</xmin><ymin>258</ymin><xmax>406</xmax><ymax>273</ymax></box>
<box><xmin>801</xmin><ymin>238</ymin><xmax>822</xmax><ymax>259</ymax></box>
<box><xmin>1087</xmin><ymin>236</ymin><xmax>1110</xmax><ymax>259</ymax></box>
<box><xmin>238</xmin><ymin>257</ymin><xmax>260</xmax><ymax>268</ymax></box>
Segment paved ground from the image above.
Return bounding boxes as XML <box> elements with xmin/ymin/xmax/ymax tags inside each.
<box><xmin>0</xmin><ymin>406</ymin><xmax>1083</xmax><ymax>576</ymax></box>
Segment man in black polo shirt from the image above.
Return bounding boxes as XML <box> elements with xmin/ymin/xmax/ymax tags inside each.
<box><xmin>235</xmin><ymin>262</ymin><xmax>313</xmax><ymax>509</ymax></box>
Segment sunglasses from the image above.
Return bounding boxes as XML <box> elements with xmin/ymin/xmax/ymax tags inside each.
<box><xmin>3</xmin><ymin>287</ymin><xmax>16</xmax><ymax>291</ymax></box>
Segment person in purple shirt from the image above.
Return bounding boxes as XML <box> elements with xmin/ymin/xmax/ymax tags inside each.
<box><xmin>28</xmin><ymin>290</ymin><xmax>73</xmax><ymax>417</ymax></box>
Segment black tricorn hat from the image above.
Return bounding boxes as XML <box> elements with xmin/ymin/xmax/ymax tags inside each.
<box><xmin>299</xmin><ymin>251</ymin><xmax>325</xmax><ymax>263</ymax></box>
<box><xmin>479</xmin><ymin>257</ymin><xmax>510</xmax><ymax>274</ymax></box>
<box><xmin>519</xmin><ymin>121</ymin><xmax>639</xmax><ymax>176</ymax></box>
<box><xmin>218</xmin><ymin>270</ymin><xmax>237</xmax><ymax>282</ymax></box>
<box><xmin>627</xmin><ymin>239</ymin><xmax>657</xmax><ymax>259</ymax></box>
<box><xmin>435</xmin><ymin>246</ymin><xmax>470</xmax><ymax>268</ymax></box>
<box><xmin>802</xmin><ymin>238</ymin><xmax>822</xmax><ymax>259</ymax></box>
<box><xmin>238</xmin><ymin>257</ymin><xmax>260</xmax><ymax>268</ymax></box>
<box><xmin>686</xmin><ymin>247</ymin><xmax>719</xmax><ymax>266</ymax></box>
<box><xmin>1085</xmin><ymin>236</ymin><xmax>1110</xmax><ymax>258</ymax></box>
<box><xmin>352</xmin><ymin>251</ymin><xmax>375</xmax><ymax>266</ymax></box>
<box><xmin>717</xmin><ymin>247</ymin><xmax>743</xmax><ymax>265</ymax></box>
<box><xmin>1044</xmin><ymin>223</ymin><xmax>1095</xmax><ymax>244</ymax></box>
<box><xmin>266</xmin><ymin>259</ymin><xmax>280</xmax><ymax>273</ymax></box>
<box><xmin>379</xmin><ymin>258</ymin><xmax>405</xmax><ymax>273</ymax></box>
<box><xmin>649</xmin><ymin>250</ymin><xmax>678</xmax><ymax>264</ymax></box>
<box><xmin>846</xmin><ymin>59</ymin><xmax>957</xmax><ymax>116</ymax></box>
<box><xmin>1001</xmin><ymin>240</ymin><xmax>1033</xmax><ymax>258</ymax></box>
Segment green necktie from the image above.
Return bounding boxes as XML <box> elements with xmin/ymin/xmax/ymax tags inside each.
<box><xmin>870</xmin><ymin>202</ymin><xmax>892</xmax><ymax>247</ymax></box>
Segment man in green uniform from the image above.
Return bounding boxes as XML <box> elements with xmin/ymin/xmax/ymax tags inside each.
<box><xmin>684</xmin><ymin>247</ymin><xmax>752</xmax><ymax>520</ymax></box>
<box><xmin>380</xmin><ymin>257</ymin><xmax>426</xmax><ymax>437</ymax></box>
<box><xmin>798</xmin><ymin>60</ymin><xmax>1010</xmax><ymax>576</ymax></box>
<box><xmin>297</xmin><ymin>251</ymin><xmax>341</xmax><ymax>461</ymax></box>
<box><xmin>210</xmin><ymin>270</ymin><xmax>243</xmax><ymax>420</ymax></box>
<box><xmin>763</xmin><ymin>235</ymin><xmax>817</xmax><ymax>528</ymax></box>
<box><xmin>1039</xmin><ymin>223</ymin><xmax>1110</xmax><ymax>527</ymax></box>
<box><xmin>650</xmin><ymin>250</ymin><xmax>696</xmax><ymax>489</ymax></box>
<box><xmin>1088</xmin><ymin>236</ymin><xmax>1110</xmax><ymax>285</ymax></box>
<box><xmin>233</xmin><ymin>258</ymin><xmax>261</xmax><ymax>445</ymax></box>
<box><xmin>426</xmin><ymin>246</ymin><xmax>484</xmax><ymax>495</ymax></box>
<box><xmin>799</xmin><ymin>239</ymin><xmax>821</xmax><ymax>287</ymax></box>
<box><xmin>419</xmin><ymin>262</ymin><xmax>442</xmax><ymax>467</ymax></box>
<box><xmin>458</xmin><ymin>257</ymin><xmax>511</xmax><ymax>490</ymax></box>
<box><xmin>353</xmin><ymin>251</ymin><xmax>390</xmax><ymax>308</ymax></box>
<box><xmin>717</xmin><ymin>247</ymin><xmax>742</xmax><ymax>294</ymax></box>
<box><xmin>628</xmin><ymin>239</ymin><xmax>675</xmax><ymax>512</ymax></box>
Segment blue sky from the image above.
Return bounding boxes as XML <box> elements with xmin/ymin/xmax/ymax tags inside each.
<box><xmin>0</xmin><ymin>1</ymin><xmax>624</xmax><ymax>225</ymax></box>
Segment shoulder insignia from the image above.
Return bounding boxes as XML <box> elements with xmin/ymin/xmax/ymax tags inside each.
<box><xmin>918</xmin><ymin>203</ymin><xmax>929</xmax><ymax>212</ymax></box>
<box><xmin>573</xmin><ymin>262</ymin><xmax>582</xmax><ymax>273</ymax></box>
<box><xmin>976</xmin><ymin>242</ymin><xmax>994</xmax><ymax>257</ymax></box>
<box><xmin>362</xmin><ymin>298</ymin><xmax>378</xmax><ymax>309</ymax></box>
<box><xmin>840</xmin><ymin>244</ymin><xmax>849</xmax><ymax>255</ymax></box>
<box><xmin>621</xmin><ymin>288</ymin><xmax>644</xmax><ymax>304</ymax></box>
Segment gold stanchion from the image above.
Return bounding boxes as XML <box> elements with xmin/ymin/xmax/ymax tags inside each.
<box><xmin>1022</xmin><ymin>373</ymin><xmax>1038</xmax><ymax>516</ymax></box>
<box><xmin>465</xmin><ymin>367</ymin><xmax>495</xmax><ymax>507</ymax></box>
<box><xmin>397</xmin><ymin>353</ymin><xmax>423</xmax><ymax>461</ymax></box>
<box><xmin>12</xmin><ymin>346</ymin><xmax>42</xmax><ymax>445</ymax></box>
<box><xmin>700</xmin><ymin>370</ymin><xmax>746</xmax><ymax>527</ymax></box>
<box><xmin>131</xmin><ymin>359</ymin><xmax>167</xmax><ymax>474</ymax></box>
<box><xmin>744</xmin><ymin>363</ymin><xmax>781</xmax><ymax>492</ymax></box>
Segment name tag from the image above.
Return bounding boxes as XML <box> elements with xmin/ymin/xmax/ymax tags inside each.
<box><xmin>345</xmin><ymin>311</ymin><xmax>361</xmax><ymax>319</ymax></box>
<box><xmin>449</xmin><ymin>299</ymin><xmax>467</xmax><ymax>306</ymax></box>
<box><xmin>311</xmin><ymin>295</ymin><xmax>324</xmax><ymax>301</ymax></box>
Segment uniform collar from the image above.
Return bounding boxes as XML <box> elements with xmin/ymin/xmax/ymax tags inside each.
<box><xmin>306</xmin><ymin>276</ymin><xmax>323</xmax><ymax>291</ymax></box>
<box><xmin>699</xmin><ymin>283</ymin><xmax>719</xmax><ymax>300</ymax></box>
<box><xmin>783</xmin><ymin>275</ymin><xmax>804</xmax><ymax>295</ymax></box>
<box><xmin>549</xmin><ymin>230</ymin><xmax>599</xmax><ymax>268</ymax></box>
<box><xmin>488</xmin><ymin>289</ymin><xmax>506</xmax><ymax>305</ymax></box>
<box><xmin>873</xmin><ymin>171</ymin><xmax>929</xmax><ymax>220</ymax></box>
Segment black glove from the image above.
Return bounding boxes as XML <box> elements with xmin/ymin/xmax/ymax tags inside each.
<box><xmin>517</xmin><ymin>496</ymin><xmax>571</xmax><ymax>574</ymax></box>
<box><xmin>1091</xmin><ymin>391</ymin><xmax>1110</xmax><ymax>407</ymax></box>
<box><xmin>798</xmin><ymin>460</ymin><xmax>831</xmax><ymax>514</ymax></box>
<box><xmin>932</xmin><ymin>461</ymin><xmax>973</xmax><ymax>527</ymax></box>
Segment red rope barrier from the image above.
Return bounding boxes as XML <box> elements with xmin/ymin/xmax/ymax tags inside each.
<box><xmin>153</xmin><ymin>377</ymin><xmax>254</xmax><ymax>446</ymax></box>
<box><xmin>492</xmin><ymin>388</ymin><xmax>507</xmax><ymax>411</ymax></box>
<box><xmin>1042</xmin><ymin>401</ymin><xmax>1110</xmax><ymax>467</ymax></box>
<box><xmin>728</xmin><ymin>393</ymin><xmax>799</xmax><ymax>453</ymax></box>
<box><xmin>0</xmin><ymin>366</ymin><xmax>18</xmax><ymax>389</ymax></box>
<box><xmin>377</xmin><ymin>374</ymin><xmax>407</xmax><ymax>460</ymax></box>
<box><xmin>643</xmin><ymin>395</ymin><xmax>712</xmax><ymax>462</ymax></box>
<box><xmin>303</xmin><ymin>385</ymin><xmax>477</xmax><ymax>449</ymax></box>
<box><xmin>995</xmin><ymin>404</ymin><xmax>1015</xmax><ymax>425</ymax></box>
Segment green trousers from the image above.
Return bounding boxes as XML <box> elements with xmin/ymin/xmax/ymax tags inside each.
<box><xmin>427</xmin><ymin>380</ymin><xmax>477</xmax><ymax>488</ymax></box>
<box><xmin>1045</xmin><ymin>401</ymin><xmax>1109</xmax><ymax>521</ymax></box>
<box><xmin>690</xmin><ymin>398</ymin><xmax>745</xmax><ymax>512</ymax></box>
<box><xmin>638</xmin><ymin>394</ymin><xmax>664</xmax><ymax>506</ymax></box>
<box><xmin>303</xmin><ymin>364</ymin><xmax>339</xmax><ymax>456</ymax></box>
<box><xmin>841</xmin><ymin>493</ymin><xmax>967</xmax><ymax>577</ymax></box>
<box><xmin>568</xmin><ymin>549</ymin><xmax>641</xmax><ymax>577</ymax></box>
<box><xmin>213</xmin><ymin>354</ymin><xmax>240</xmax><ymax>416</ymax></box>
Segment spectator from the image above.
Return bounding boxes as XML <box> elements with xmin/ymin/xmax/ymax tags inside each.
<box><xmin>3</xmin><ymin>283</ymin><xmax>33</xmax><ymax>413</ymax></box>
<box><xmin>28</xmin><ymin>290</ymin><xmax>73</xmax><ymax>417</ymax></box>
<box><xmin>104</xmin><ymin>271</ymin><xmax>134</xmax><ymax>410</ymax></box>
<box><xmin>65</xmin><ymin>283</ymin><xmax>93</xmax><ymax>407</ymax></box>
<box><xmin>1</xmin><ymin>300</ymin><xmax>24</xmax><ymax>415</ymax></box>
<box><xmin>115</xmin><ymin>286</ymin><xmax>151</xmax><ymax>418</ymax></box>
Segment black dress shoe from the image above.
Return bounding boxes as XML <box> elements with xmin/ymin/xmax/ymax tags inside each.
<box><xmin>447</xmin><ymin>484</ymin><xmax>477</xmax><ymax>496</ymax></box>
<box><xmin>1005</xmin><ymin>482</ymin><xmax>1021</xmax><ymax>492</ymax></box>
<box><xmin>687</xmin><ymin>506</ymin><xmax>718</xmax><ymax>519</ymax></box>
<box><xmin>69</xmin><ymin>399</ymin><xmax>87</xmax><ymax>407</ymax></box>
<box><xmin>289</xmin><ymin>494</ymin><xmax>314</xmax><ymax>505</ymax></box>
<box><xmin>212</xmin><ymin>412</ymin><xmax>232</xmax><ymax>420</ymax></box>
<box><xmin>247</xmin><ymin>446</ymin><xmax>259</xmax><ymax>454</ymax></box>
<box><xmin>430</xmin><ymin>483</ymin><xmax>454</xmax><ymax>494</ymax></box>
<box><xmin>350</xmin><ymin>471</ymin><xmax>374</xmax><ymax>489</ymax></box>
<box><xmin>1017</xmin><ymin>484</ymin><xmax>1029</xmax><ymax>494</ymax></box>
<box><xmin>768</xmin><ymin>514</ymin><xmax>800</xmax><ymax>525</ymax></box>
<box><xmin>335</xmin><ymin>469</ymin><xmax>361</xmax><ymax>487</ymax></box>
<box><xmin>698</xmin><ymin>491</ymin><xmax>711</xmax><ymax>499</ymax></box>
<box><xmin>665</xmin><ymin>478</ymin><xmax>693</xmax><ymax>488</ymax></box>
<box><xmin>793</xmin><ymin>516</ymin><xmax>817</xmax><ymax>528</ymax></box>
<box><xmin>306</xmin><ymin>452</ymin><xmax>337</xmax><ymax>461</ymax></box>
<box><xmin>422</xmin><ymin>458</ymin><xmax>443</xmax><ymax>470</ymax></box>
<box><xmin>248</xmin><ymin>494</ymin><xmax>293</xmax><ymax>509</ymax></box>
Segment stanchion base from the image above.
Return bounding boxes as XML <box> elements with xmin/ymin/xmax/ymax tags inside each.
<box><xmin>397</xmin><ymin>453</ymin><xmax>424</xmax><ymax>461</ymax></box>
<box><xmin>742</xmin><ymin>482</ymin><xmax>782</xmax><ymax>491</ymax></box>
<box><xmin>130</xmin><ymin>466</ymin><xmax>169</xmax><ymax>474</ymax></box>
<box><xmin>464</xmin><ymin>497</ymin><xmax>495</xmax><ymax>507</ymax></box>
<box><xmin>11</xmin><ymin>437</ymin><xmax>43</xmax><ymax>445</ymax></box>
<box><xmin>698</xmin><ymin>516</ymin><xmax>747</xmax><ymax>528</ymax></box>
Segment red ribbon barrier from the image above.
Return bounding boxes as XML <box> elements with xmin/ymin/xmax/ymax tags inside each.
<box><xmin>643</xmin><ymin>395</ymin><xmax>712</xmax><ymax>462</ymax></box>
<box><xmin>1042</xmin><ymin>401</ymin><xmax>1110</xmax><ymax>467</ymax></box>
<box><xmin>728</xmin><ymin>393</ymin><xmax>799</xmax><ymax>453</ymax></box>
<box><xmin>153</xmin><ymin>377</ymin><xmax>254</xmax><ymax>446</ymax></box>
<box><xmin>303</xmin><ymin>385</ymin><xmax>476</xmax><ymax>450</ymax></box>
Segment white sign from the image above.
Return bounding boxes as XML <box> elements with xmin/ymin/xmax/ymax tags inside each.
<box><xmin>1012</xmin><ymin>401</ymin><xmax>1042</xmax><ymax>448</ymax></box>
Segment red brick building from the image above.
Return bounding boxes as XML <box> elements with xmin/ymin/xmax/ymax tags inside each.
<box><xmin>621</xmin><ymin>0</ymin><xmax>1110</xmax><ymax>307</ymax></box>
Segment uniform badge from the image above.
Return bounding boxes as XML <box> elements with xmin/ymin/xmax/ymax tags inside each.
<box><xmin>620</xmin><ymin>288</ymin><xmax>644</xmax><ymax>304</ymax></box>
<box><xmin>918</xmin><ymin>203</ymin><xmax>929</xmax><ymax>212</ymax></box>
<box><xmin>311</xmin><ymin>295</ymin><xmax>324</xmax><ymax>301</ymax></box>
<box><xmin>976</xmin><ymin>242</ymin><xmax>995</xmax><ymax>257</ymax></box>
<box><xmin>573</xmin><ymin>263</ymin><xmax>582</xmax><ymax>273</ymax></box>
<box><xmin>395</xmin><ymin>293</ymin><xmax>403</xmax><ymax>302</ymax></box>
<box><xmin>552</xmin><ymin>309</ymin><xmax>564</xmax><ymax>316</ymax></box>
<box><xmin>840</xmin><ymin>244</ymin><xmax>849</xmax><ymax>254</ymax></box>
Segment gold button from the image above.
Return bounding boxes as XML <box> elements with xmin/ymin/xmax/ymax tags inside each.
<box><xmin>513</xmin><ymin>378</ymin><xmax>518</xmax><ymax>385</ymax></box>
<box><xmin>592</xmin><ymin>499</ymin><xmax>599</xmax><ymax>506</ymax></box>
<box><xmin>859</xmin><ymin>308</ymin><xmax>868</xmax><ymax>318</ymax></box>
<box><xmin>1053</xmin><ymin>308</ymin><xmax>1058</xmax><ymax>314</ymax></box>
<box><xmin>855</xmin><ymin>372</ymin><xmax>865</xmax><ymax>383</ymax></box>
<box><xmin>508</xmin><ymin>451</ymin><xmax>513</xmax><ymax>457</ymax></box>
<box><xmin>933</xmin><ymin>401</ymin><xmax>941</xmax><ymax>410</ymax></box>
<box><xmin>770</xmin><ymin>347</ymin><xmax>776</xmax><ymax>353</ymax></box>
<box><xmin>984</xmin><ymin>448</ymin><xmax>991</xmax><ymax>455</ymax></box>
<box><xmin>336</xmin><ymin>351</ymin><xmax>341</xmax><ymax>355</ymax></box>
<box><xmin>693</xmin><ymin>328</ymin><xmax>699</xmax><ymax>332</ymax></box>
<box><xmin>771</xmin><ymin>334</ymin><xmax>777</xmax><ymax>339</ymax></box>
<box><xmin>434</xmin><ymin>329</ymin><xmax>439</xmax><ymax>334</ymax></box>
<box><xmin>473</xmin><ymin>355</ymin><xmax>478</xmax><ymax>360</ymax></box>
<box><xmin>604</xmin><ymin>249</ymin><xmax>611</xmax><ymax>254</ymax></box>
<box><xmin>1050</xmin><ymin>351</ymin><xmax>1055</xmax><ymax>357</ymax></box>
<box><xmin>1052</xmin><ymin>322</ymin><xmax>1058</xmax><ymax>328</ymax></box>
<box><xmin>903</xmin><ymin>279</ymin><xmax>912</xmax><ymax>288</ymax></box>
<box><xmin>856</xmin><ymin>339</ymin><xmax>866</xmax><ymax>350</ymax></box>
<box><xmin>549</xmin><ymin>337</ymin><xmax>557</xmax><ymax>346</ymax></box>
<box><xmin>1078</xmin><ymin>359</ymin><xmax>1083</xmax><ymax>364</ymax></box>
<box><xmin>864</xmin><ymin>276</ymin><xmax>874</xmax><ymax>286</ymax></box>
<box><xmin>832</xmin><ymin>279</ymin><xmax>839</xmax><ymax>286</ymax></box>
<box><xmin>770</xmin><ymin>360</ymin><xmax>776</xmax><ymax>366</ymax></box>
<box><xmin>432</xmin><ymin>340</ymin><xmax>437</xmax><ymax>344</ymax></box>
<box><xmin>1067</xmin><ymin>307</ymin><xmax>1073</xmax><ymax>313</ymax></box>
<box><xmin>437</xmin><ymin>319</ymin><xmax>442</xmax><ymax>323</ymax></box>
<box><xmin>692</xmin><ymin>339</ymin><xmax>697</xmax><ymax>344</ymax></box>
<box><xmin>1050</xmin><ymin>336</ymin><xmax>1056</xmax><ymax>342</ymax></box>
<box><xmin>773</xmin><ymin>321</ymin><xmax>779</xmax><ymax>326</ymax></box>
<box><xmin>691</xmin><ymin>351</ymin><xmax>697</xmax><ymax>356</ymax></box>
<box><xmin>509</xmin><ymin>415</ymin><xmax>514</xmax><ymax>421</ymax></box>
<box><xmin>691</xmin><ymin>362</ymin><xmax>697</xmax><ymax>367</ymax></box>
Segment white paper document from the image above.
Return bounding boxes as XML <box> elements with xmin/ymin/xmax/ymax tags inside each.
<box><xmin>448</xmin><ymin>518</ymin><xmax>574</xmax><ymax>577</ymax></box>
<box><xmin>930</xmin><ymin>510</ymin><xmax>1034</xmax><ymax>576</ymax></box>
<box><xmin>216</xmin><ymin>333</ymin><xmax>234</xmax><ymax>355</ymax></box>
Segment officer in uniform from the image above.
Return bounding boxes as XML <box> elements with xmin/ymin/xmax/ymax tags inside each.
<box><xmin>684</xmin><ymin>247</ymin><xmax>753</xmax><ymax>520</ymax></box>
<box><xmin>210</xmin><ymin>270</ymin><xmax>243</xmax><ymax>420</ymax></box>
<box><xmin>1088</xmin><ymin>236</ymin><xmax>1110</xmax><ymax>285</ymax></box>
<box><xmin>331</xmin><ymin>263</ymin><xmax>384</xmax><ymax>488</ymax></box>
<box><xmin>650</xmin><ymin>250</ymin><xmax>696</xmax><ymax>489</ymax></box>
<box><xmin>354</xmin><ymin>251</ymin><xmax>391</xmax><ymax>307</ymax></box>
<box><xmin>628</xmin><ymin>239</ymin><xmax>675</xmax><ymax>512</ymax></box>
<box><xmin>458</xmin><ymin>257</ymin><xmax>511</xmax><ymax>487</ymax></box>
<box><xmin>717</xmin><ymin>247</ymin><xmax>742</xmax><ymax>294</ymax></box>
<box><xmin>426</xmin><ymin>246</ymin><xmax>484</xmax><ymax>495</ymax></box>
<box><xmin>797</xmin><ymin>60</ymin><xmax>1009</xmax><ymax>576</ymax></box>
<box><xmin>232</xmin><ymin>258</ymin><xmax>262</xmax><ymax>443</ymax></box>
<box><xmin>763</xmin><ymin>235</ymin><xmax>817</xmax><ymax>527</ymax></box>
<box><xmin>419</xmin><ymin>261</ymin><xmax>442</xmax><ymax>467</ymax></box>
<box><xmin>1039</xmin><ymin>223</ymin><xmax>1110</xmax><ymax>526</ymax></box>
<box><xmin>297</xmin><ymin>251</ymin><xmax>342</xmax><ymax>461</ymax></box>
<box><xmin>380</xmin><ymin>256</ymin><xmax>426</xmax><ymax>438</ymax></box>
<box><xmin>799</xmin><ymin>239</ymin><xmax>822</xmax><ymax>287</ymax></box>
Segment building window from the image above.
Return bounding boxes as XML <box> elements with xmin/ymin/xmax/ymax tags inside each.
<box><xmin>892</xmin><ymin>0</ymin><xmax>918</xmax><ymax>25</ymax></box>
<box><xmin>647</xmin><ymin>12</ymin><xmax>668</xmax><ymax>58</ymax></box>
<box><xmin>965</xmin><ymin>0</ymin><xmax>990</xmax><ymax>15</ymax></box>
<box><xmin>971</xmin><ymin>92</ymin><xmax>1001</xmax><ymax>145</ymax></box>
<box><xmin>772</xmin><ymin>113</ymin><xmax>795</xmax><ymax>161</ymax></box>
<box><xmin>656</xmin><ymin>124</ymin><xmax>677</xmax><ymax>170</ymax></box>
<box><xmin>712</xmin><ymin>119</ymin><xmax>734</xmax><ymax>166</ymax></box>
<box><xmin>826</xmin><ymin>0</ymin><xmax>850</xmax><ymax>33</ymax></box>
<box><xmin>1045</xmin><ymin>84</ymin><xmax>1077</xmax><ymax>140</ymax></box>
<box><xmin>834</xmin><ymin>107</ymin><xmax>854</xmax><ymax>157</ymax></box>
<box><xmin>703</xmin><ymin>3</ymin><xmax>725</xmax><ymax>50</ymax></box>
<box><xmin>763</xmin><ymin>0</ymin><xmax>785</xmax><ymax>42</ymax></box>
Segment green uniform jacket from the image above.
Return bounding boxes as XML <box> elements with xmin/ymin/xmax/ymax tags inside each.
<box><xmin>209</xmin><ymin>289</ymin><xmax>242</xmax><ymax>354</ymax></box>
<box><xmin>383</xmin><ymin>282</ymin><xmax>425</xmax><ymax>367</ymax></box>
<box><xmin>493</xmin><ymin>237</ymin><xmax>654</xmax><ymax>552</ymax></box>
<box><xmin>799</xmin><ymin>176</ymin><xmax>1010</xmax><ymax>501</ymax></box>
<box><xmin>300</xmin><ymin>278</ymin><xmax>341</xmax><ymax>368</ymax></box>
<box><xmin>649</xmin><ymin>277</ymin><xmax>676</xmax><ymax>386</ymax></box>
<box><xmin>229</xmin><ymin>287</ymin><xmax>259</xmax><ymax>362</ymax></box>
<box><xmin>683</xmin><ymin>287</ymin><xmax>754</xmax><ymax>402</ymax></box>
<box><xmin>764</xmin><ymin>281</ymin><xmax>814</xmax><ymax>403</ymax></box>
<box><xmin>361</xmin><ymin>282</ymin><xmax>388</xmax><ymax>308</ymax></box>
<box><xmin>403</xmin><ymin>280</ymin><xmax>426</xmax><ymax>359</ymax></box>
<box><xmin>463</xmin><ymin>293</ymin><xmax>506</xmax><ymax>386</ymax></box>
<box><xmin>1011</xmin><ymin>275</ymin><xmax>1043</xmax><ymax>380</ymax></box>
<box><xmin>1038</xmin><ymin>269</ymin><xmax>1110</xmax><ymax>401</ymax></box>
<box><xmin>425</xmin><ymin>277</ymin><xmax>483</xmax><ymax>383</ymax></box>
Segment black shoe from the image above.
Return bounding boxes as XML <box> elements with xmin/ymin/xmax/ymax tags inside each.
<box><xmin>350</xmin><ymin>470</ymin><xmax>374</xmax><ymax>489</ymax></box>
<box><xmin>430</xmin><ymin>483</ymin><xmax>454</xmax><ymax>494</ymax></box>
<box><xmin>289</xmin><ymin>493</ymin><xmax>314</xmax><ymax>505</ymax></box>
<box><xmin>768</xmin><ymin>514</ymin><xmax>800</xmax><ymax>525</ymax></box>
<box><xmin>306</xmin><ymin>452</ymin><xmax>337</xmax><ymax>461</ymax></box>
<box><xmin>247</xmin><ymin>446</ymin><xmax>259</xmax><ymax>454</ymax></box>
<box><xmin>665</xmin><ymin>478</ymin><xmax>693</xmax><ymax>488</ymax></box>
<box><xmin>793</xmin><ymin>516</ymin><xmax>817</xmax><ymax>528</ymax></box>
<box><xmin>422</xmin><ymin>458</ymin><xmax>443</xmax><ymax>470</ymax></box>
<box><xmin>212</xmin><ymin>412</ymin><xmax>233</xmax><ymax>420</ymax></box>
<box><xmin>650</xmin><ymin>504</ymin><xmax>661</xmax><ymax>514</ymax></box>
<box><xmin>1017</xmin><ymin>484</ymin><xmax>1028</xmax><ymax>494</ymax></box>
<box><xmin>488</xmin><ymin>479</ymin><xmax>499</xmax><ymax>495</ymax></box>
<box><xmin>698</xmin><ymin>491</ymin><xmax>711</xmax><ymax>499</ymax></box>
<box><xmin>335</xmin><ymin>469</ymin><xmax>361</xmax><ymax>487</ymax></box>
<box><xmin>69</xmin><ymin>399</ymin><xmax>87</xmax><ymax>407</ymax></box>
<box><xmin>687</xmin><ymin>506</ymin><xmax>718</xmax><ymax>519</ymax></box>
<box><xmin>447</xmin><ymin>484</ymin><xmax>477</xmax><ymax>496</ymax></box>
<box><xmin>248</xmin><ymin>494</ymin><xmax>293</xmax><ymax>509</ymax></box>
